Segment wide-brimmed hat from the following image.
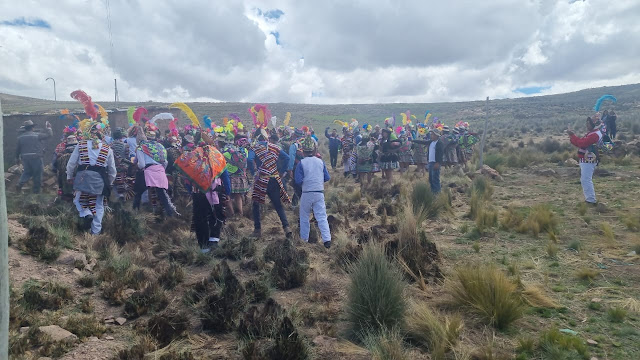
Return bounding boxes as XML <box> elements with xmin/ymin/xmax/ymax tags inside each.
<box><xmin>430</xmin><ymin>128</ymin><xmax>442</xmax><ymax>137</ymax></box>
<box><xmin>66</xmin><ymin>135</ymin><xmax>78</xmax><ymax>145</ymax></box>
<box><xmin>442</xmin><ymin>126</ymin><xmax>450</xmax><ymax>133</ymax></box>
<box><xmin>23</xmin><ymin>120</ymin><xmax>34</xmax><ymax>127</ymax></box>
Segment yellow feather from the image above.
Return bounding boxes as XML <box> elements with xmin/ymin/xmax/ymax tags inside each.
<box><xmin>170</xmin><ymin>102</ymin><xmax>200</xmax><ymax>127</ymax></box>
<box><xmin>284</xmin><ymin>112</ymin><xmax>291</xmax><ymax>126</ymax></box>
<box><xmin>96</xmin><ymin>104</ymin><xmax>108</xmax><ymax>120</ymax></box>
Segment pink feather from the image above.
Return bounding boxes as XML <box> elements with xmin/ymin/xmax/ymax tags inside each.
<box><xmin>133</xmin><ymin>107</ymin><xmax>148</xmax><ymax>124</ymax></box>
<box><xmin>70</xmin><ymin>90</ymin><xmax>98</xmax><ymax>120</ymax></box>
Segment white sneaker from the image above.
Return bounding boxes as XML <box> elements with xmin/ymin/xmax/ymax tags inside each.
<box><xmin>201</xmin><ymin>248</ymin><xmax>211</xmax><ymax>254</ymax></box>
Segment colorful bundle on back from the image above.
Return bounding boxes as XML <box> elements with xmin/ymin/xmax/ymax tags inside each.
<box><xmin>170</xmin><ymin>103</ymin><xmax>200</xmax><ymax>127</ymax></box>
<box><xmin>249</xmin><ymin>104</ymin><xmax>270</xmax><ymax>128</ymax></box>
<box><xmin>70</xmin><ymin>90</ymin><xmax>98</xmax><ymax>120</ymax></box>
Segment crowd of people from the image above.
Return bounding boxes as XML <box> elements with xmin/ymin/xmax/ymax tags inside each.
<box><xmin>14</xmin><ymin>95</ymin><xmax>480</xmax><ymax>253</ymax></box>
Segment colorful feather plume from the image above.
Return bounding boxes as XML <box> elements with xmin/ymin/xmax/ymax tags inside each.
<box><xmin>127</xmin><ymin>107</ymin><xmax>135</xmax><ymax>127</ymax></box>
<box><xmin>132</xmin><ymin>107</ymin><xmax>148</xmax><ymax>124</ymax></box>
<box><xmin>249</xmin><ymin>104</ymin><xmax>270</xmax><ymax>128</ymax></box>
<box><xmin>395</xmin><ymin>126</ymin><xmax>403</xmax><ymax>135</ymax></box>
<box><xmin>95</xmin><ymin>104</ymin><xmax>108</xmax><ymax>120</ymax></box>
<box><xmin>593</xmin><ymin>95</ymin><xmax>617</xmax><ymax>111</ymax></box>
<box><xmin>401</xmin><ymin>113</ymin><xmax>408</xmax><ymax>125</ymax></box>
<box><xmin>229</xmin><ymin>113</ymin><xmax>241</xmax><ymax>123</ymax></box>
<box><xmin>284</xmin><ymin>112</ymin><xmax>292</xmax><ymax>126</ymax></box>
<box><xmin>60</xmin><ymin>109</ymin><xmax>70</xmax><ymax>115</ymax></box>
<box><xmin>169</xmin><ymin>118</ymin><xmax>179</xmax><ymax>136</ymax></box>
<box><xmin>425</xmin><ymin>113</ymin><xmax>432</xmax><ymax>124</ymax></box>
<box><xmin>424</xmin><ymin>110</ymin><xmax>430</xmax><ymax>120</ymax></box>
<box><xmin>203</xmin><ymin>115</ymin><xmax>213</xmax><ymax>130</ymax></box>
<box><xmin>70</xmin><ymin>90</ymin><xmax>98</xmax><ymax>120</ymax></box>
<box><xmin>334</xmin><ymin>119</ymin><xmax>348</xmax><ymax>127</ymax></box>
<box><xmin>170</xmin><ymin>102</ymin><xmax>200</xmax><ymax>127</ymax></box>
<box><xmin>301</xmin><ymin>126</ymin><xmax>309</xmax><ymax>134</ymax></box>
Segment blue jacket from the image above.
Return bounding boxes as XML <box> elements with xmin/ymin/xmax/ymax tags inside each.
<box><xmin>220</xmin><ymin>169</ymin><xmax>232</xmax><ymax>195</ymax></box>
<box><xmin>325</xmin><ymin>128</ymin><xmax>341</xmax><ymax>152</ymax></box>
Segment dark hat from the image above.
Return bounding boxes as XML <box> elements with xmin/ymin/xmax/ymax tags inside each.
<box><xmin>23</xmin><ymin>120</ymin><xmax>34</xmax><ymax>127</ymax></box>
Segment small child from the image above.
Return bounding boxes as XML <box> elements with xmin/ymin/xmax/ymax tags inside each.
<box><xmin>294</xmin><ymin>136</ymin><xmax>332</xmax><ymax>248</ymax></box>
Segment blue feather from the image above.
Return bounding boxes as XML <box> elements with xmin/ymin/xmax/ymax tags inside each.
<box><xmin>203</xmin><ymin>115</ymin><xmax>213</xmax><ymax>129</ymax></box>
<box><xmin>594</xmin><ymin>95</ymin><xmax>616</xmax><ymax>111</ymax></box>
<box><xmin>424</xmin><ymin>110</ymin><xmax>430</xmax><ymax>118</ymax></box>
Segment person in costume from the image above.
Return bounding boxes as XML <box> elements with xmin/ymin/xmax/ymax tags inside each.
<box><xmin>411</xmin><ymin>129</ymin><xmax>429</xmax><ymax>174</ymax></box>
<box><xmin>15</xmin><ymin>119</ymin><xmax>53</xmax><ymax>193</ymax></box>
<box><xmin>133</xmin><ymin>127</ymin><xmax>178</xmax><ymax>217</ymax></box>
<box><xmin>426</xmin><ymin>129</ymin><xmax>444</xmax><ymax>194</ymax></box>
<box><xmin>355</xmin><ymin>137</ymin><xmax>379</xmax><ymax>187</ymax></box>
<box><xmin>605</xmin><ymin>110</ymin><xmax>617</xmax><ymax>139</ymax></box>
<box><xmin>165</xmin><ymin>136</ymin><xmax>187</xmax><ymax>201</ymax></box>
<box><xmin>397</xmin><ymin>128</ymin><xmax>414</xmax><ymax>173</ymax></box>
<box><xmin>324</xmin><ymin>127</ymin><xmax>341</xmax><ymax>170</ymax></box>
<box><xmin>66</xmin><ymin>122</ymin><xmax>116</xmax><ymax>234</ymax></box>
<box><xmin>110</xmin><ymin>128</ymin><xmax>131</xmax><ymax>201</ymax></box>
<box><xmin>249</xmin><ymin>128</ymin><xmax>292</xmax><ymax>238</ymax></box>
<box><xmin>340</xmin><ymin>126</ymin><xmax>355</xmax><ymax>177</ymax></box>
<box><xmin>52</xmin><ymin>126</ymin><xmax>77</xmax><ymax>173</ymax></box>
<box><xmin>295</xmin><ymin>136</ymin><xmax>332</xmax><ymax>248</ymax></box>
<box><xmin>568</xmin><ymin>116</ymin><xmax>604</xmax><ymax>205</ymax></box>
<box><xmin>55</xmin><ymin>135</ymin><xmax>78</xmax><ymax>201</ymax></box>
<box><xmin>378</xmin><ymin>128</ymin><xmax>401</xmax><ymax>182</ymax></box>
<box><xmin>445</xmin><ymin>127</ymin><xmax>459</xmax><ymax>167</ymax></box>
<box><xmin>220</xmin><ymin>133</ymin><xmax>250</xmax><ymax>217</ymax></box>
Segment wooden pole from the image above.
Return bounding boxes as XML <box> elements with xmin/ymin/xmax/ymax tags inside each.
<box><xmin>477</xmin><ymin>96</ymin><xmax>489</xmax><ymax>170</ymax></box>
<box><xmin>0</xmin><ymin>98</ymin><xmax>9</xmax><ymax>359</ymax></box>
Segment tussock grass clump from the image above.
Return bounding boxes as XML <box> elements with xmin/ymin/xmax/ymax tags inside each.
<box><xmin>475</xmin><ymin>207</ymin><xmax>498</xmax><ymax>234</ymax></box>
<box><xmin>499</xmin><ymin>206</ymin><xmax>525</xmax><ymax>230</ymax></box>
<box><xmin>576</xmin><ymin>268</ymin><xmax>599</xmax><ymax>283</ymax></box>
<box><xmin>77</xmin><ymin>274</ymin><xmax>96</xmax><ymax>288</ymax></box>
<box><xmin>538</xmin><ymin>327</ymin><xmax>589</xmax><ymax>359</ymax></box>
<box><xmin>238</xmin><ymin>298</ymin><xmax>284</xmax><ymax>339</ymax></box>
<box><xmin>567</xmin><ymin>240</ymin><xmax>582</xmax><ymax>251</ymax></box>
<box><xmin>577</xmin><ymin>202</ymin><xmax>587</xmax><ymax>216</ymax></box>
<box><xmin>607</xmin><ymin>307</ymin><xmax>627</xmax><ymax>323</ymax></box>
<box><xmin>147</xmin><ymin>309</ymin><xmax>190</xmax><ymax>347</ymax></box>
<box><xmin>622</xmin><ymin>214</ymin><xmax>640</xmax><ymax>232</ymax></box>
<box><xmin>112</xmin><ymin>335</ymin><xmax>157</xmax><ymax>360</ymax></box>
<box><xmin>245</xmin><ymin>277</ymin><xmax>271</xmax><ymax>304</ymax></box>
<box><xmin>410</xmin><ymin>182</ymin><xmax>451</xmax><ymax>219</ymax></box>
<box><xmin>363</xmin><ymin>329</ymin><xmax>408</xmax><ymax>360</ymax></box>
<box><xmin>158</xmin><ymin>262</ymin><xmax>185</xmax><ymax>289</ymax></box>
<box><xmin>124</xmin><ymin>283</ymin><xmax>169</xmax><ymax>319</ymax></box>
<box><xmin>22</xmin><ymin>221</ymin><xmax>61</xmax><ymax>263</ymax></box>
<box><xmin>517</xmin><ymin>204</ymin><xmax>559</xmax><ymax>237</ymax></box>
<box><xmin>263</xmin><ymin>239</ymin><xmax>309</xmax><ymax>290</ymax></box>
<box><xmin>268</xmin><ymin>316</ymin><xmax>311</xmax><ymax>360</ymax></box>
<box><xmin>64</xmin><ymin>314</ymin><xmax>106</xmax><ymax>338</ymax></box>
<box><xmin>471</xmin><ymin>176</ymin><xmax>494</xmax><ymax>200</ymax></box>
<box><xmin>200</xmin><ymin>262</ymin><xmax>247</xmax><ymax>333</ymax></box>
<box><xmin>213</xmin><ymin>236</ymin><xmax>256</xmax><ymax>260</ymax></box>
<box><xmin>105</xmin><ymin>202</ymin><xmax>146</xmax><ymax>245</ymax></box>
<box><xmin>521</xmin><ymin>284</ymin><xmax>560</xmax><ymax>308</ymax></box>
<box><xmin>332</xmin><ymin>230</ymin><xmax>362</xmax><ymax>269</ymax></box>
<box><xmin>448</xmin><ymin>264</ymin><xmax>525</xmax><ymax>330</ymax></box>
<box><xmin>546</xmin><ymin>242</ymin><xmax>559</xmax><ymax>259</ymax></box>
<box><xmin>405</xmin><ymin>301</ymin><xmax>463</xmax><ymax>358</ymax></box>
<box><xmin>600</xmin><ymin>222</ymin><xmax>615</xmax><ymax>244</ymax></box>
<box><xmin>347</xmin><ymin>244</ymin><xmax>406</xmax><ymax>339</ymax></box>
<box><xmin>21</xmin><ymin>279</ymin><xmax>73</xmax><ymax>311</ymax></box>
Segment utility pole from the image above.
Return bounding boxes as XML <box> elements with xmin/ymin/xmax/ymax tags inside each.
<box><xmin>45</xmin><ymin>77</ymin><xmax>56</xmax><ymax>102</ymax></box>
<box><xmin>0</xmin><ymin>98</ymin><xmax>9</xmax><ymax>359</ymax></box>
<box><xmin>114</xmin><ymin>79</ymin><xmax>118</xmax><ymax>104</ymax></box>
<box><xmin>477</xmin><ymin>96</ymin><xmax>489</xmax><ymax>170</ymax></box>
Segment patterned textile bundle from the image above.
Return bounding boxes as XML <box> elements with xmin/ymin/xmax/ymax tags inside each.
<box><xmin>175</xmin><ymin>145</ymin><xmax>227</xmax><ymax>192</ymax></box>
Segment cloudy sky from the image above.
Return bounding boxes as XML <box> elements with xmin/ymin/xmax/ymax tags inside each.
<box><xmin>0</xmin><ymin>0</ymin><xmax>639</xmax><ymax>104</ymax></box>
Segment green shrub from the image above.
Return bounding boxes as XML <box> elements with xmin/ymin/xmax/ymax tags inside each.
<box><xmin>518</xmin><ymin>205</ymin><xmax>559</xmax><ymax>237</ymax></box>
<box><xmin>411</xmin><ymin>182</ymin><xmax>451</xmax><ymax>219</ymax></box>
<box><xmin>448</xmin><ymin>264</ymin><xmax>525</xmax><ymax>330</ymax></box>
<box><xmin>538</xmin><ymin>327</ymin><xmax>589</xmax><ymax>359</ymax></box>
<box><xmin>363</xmin><ymin>329</ymin><xmax>408</xmax><ymax>360</ymax></box>
<box><xmin>106</xmin><ymin>202</ymin><xmax>146</xmax><ymax>245</ymax></box>
<box><xmin>600</xmin><ymin>223</ymin><xmax>615</xmax><ymax>244</ymax></box>
<box><xmin>158</xmin><ymin>262</ymin><xmax>185</xmax><ymax>289</ymax></box>
<box><xmin>471</xmin><ymin>176</ymin><xmax>493</xmax><ymax>201</ymax></box>
<box><xmin>607</xmin><ymin>307</ymin><xmax>627</xmax><ymax>323</ymax></box>
<box><xmin>347</xmin><ymin>244</ymin><xmax>406</xmax><ymax>339</ymax></box>
<box><xmin>20</xmin><ymin>280</ymin><xmax>73</xmax><ymax>311</ymax></box>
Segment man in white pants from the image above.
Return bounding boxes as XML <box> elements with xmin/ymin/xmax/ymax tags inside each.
<box><xmin>294</xmin><ymin>136</ymin><xmax>332</xmax><ymax>248</ymax></box>
<box><xmin>568</xmin><ymin>116</ymin><xmax>603</xmax><ymax>205</ymax></box>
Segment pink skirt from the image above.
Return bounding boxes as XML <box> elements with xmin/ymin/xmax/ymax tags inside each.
<box><xmin>144</xmin><ymin>164</ymin><xmax>169</xmax><ymax>189</ymax></box>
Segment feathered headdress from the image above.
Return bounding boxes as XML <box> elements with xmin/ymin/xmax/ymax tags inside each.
<box><xmin>127</xmin><ymin>107</ymin><xmax>136</xmax><ymax>127</ymax></box>
<box><xmin>203</xmin><ymin>115</ymin><xmax>214</xmax><ymax>130</ymax></box>
<box><xmin>248</xmin><ymin>104</ymin><xmax>270</xmax><ymax>128</ymax></box>
<box><xmin>132</xmin><ymin>107</ymin><xmax>147</xmax><ymax>125</ymax></box>
<box><xmin>594</xmin><ymin>95</ymin><xmax>617</xmax><ymax>111</ymax></box>
<box><xmin>70</xmin><ymin>90</ymin><xmax>98</xmax><ymax>120</ymax></box>
<box><xmin>349</xmin><ymin>119</ymin><xmax>358</xmax><ymax>130</ymax></box>
<box><xmin>284</xmin><ymin>112</ymin><xmax>292</xmax><ymax>126</ymax></box>
<box><xmin>170</xmin><ymin>102</ymin><xmax>200</xmax><ymax>127</ymax></box>
<box><xmin>169</xmin><ymin>118</ymin><xmax>179</xmax><ymax>137</ymax></box>
<box><xmin>334</xmin><ymin>119</ymin><xmax>348</xmax><ymax>128</ymax></box>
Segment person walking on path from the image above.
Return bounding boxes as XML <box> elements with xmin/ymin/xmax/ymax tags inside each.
<box><xmin>15</xmin><ymin>120</ymin><xmax>53</xmax><ymax>193</ymax></box>
<box><xmin>325</xmin><ymin>127</ymin><xmax>341</xmax><ymax>170</ymax></box>
<box><xmin>427</xmin><ymin>129</ymin><xmax>444</xmax><ymax>194</ymax></box>
<box><xmin>295</xmin><ymin>136</ymin><xmax>332</xmax><ymax>248</ymax></box>
<box><xmin>249</xmin><ymin>128</ymin><xmax>292</xmax><ymax>238</ymax></box>
<box><xmin>66</xmin><ymin>122</ymin><xmax>116</xmax><ymax>234</ymax></box>
<box><xmin>568</xmin><ymin>116</ymin><xmax>603</xmax><ymax>205</ymax></box>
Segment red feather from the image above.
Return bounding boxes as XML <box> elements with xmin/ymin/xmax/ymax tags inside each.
<box><xmin>70</xmin><ymin>90</ymin><xmax>98</xmax><ymax>120</ymax></box>
<box><xmin>133</xmin><ymin>107</ymin><xmax>148</xmax><ymax>124</ymax></box>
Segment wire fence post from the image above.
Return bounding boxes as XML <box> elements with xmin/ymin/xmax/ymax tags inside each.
<box><xmin>0</xmin><ymin>98</ymin><xmax>9</xmax><ymax>359</ymax></box>
<box><xmin>477</xmin><ymin>96</ymin><xmax>489</xmax><ymax>170</ymax></box>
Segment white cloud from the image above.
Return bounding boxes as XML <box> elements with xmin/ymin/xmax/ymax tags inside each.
<box><xmin>0</xmin><ymin>0</ymin><xmax>638</xmax><ymax>104</ymax></box>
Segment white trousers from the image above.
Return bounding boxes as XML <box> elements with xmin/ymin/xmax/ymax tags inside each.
<box><xmin>580</xmin><ymin>162</ymin><xmax>597</xmax><ymax>203</ymax></box>
<box><xmin>73</xmin><ymin>192</ymin><xmax>105</xmax><ymax>235</ymax></box>
<box><xmin>299</xmin><ymin>192</ymin><xmax>331</xmax><ymax>242</ymax></box>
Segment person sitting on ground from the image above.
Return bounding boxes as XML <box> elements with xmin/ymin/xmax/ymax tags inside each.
<box><xmin>15</xmin><ymin>119</ymin><xmax>53</xmax><ymax>193</ymax></box>
<box><xmin>295</xmin><ymin>136</ymin><xmax>332</xmax><ymax>248</ymax></box>
<box><xmin>568</xmin><ymin>116</ymin><xmax>604</xmax><ymax>205</ymax></box>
